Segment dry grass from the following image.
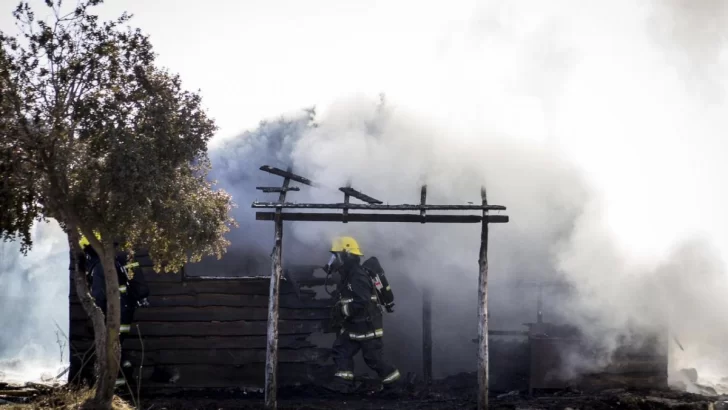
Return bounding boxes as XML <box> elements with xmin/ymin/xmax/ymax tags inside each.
<box><xmin>2</xmin><ymin>387</ymin><xmax>133</xmax><ymax>410</ymax></box>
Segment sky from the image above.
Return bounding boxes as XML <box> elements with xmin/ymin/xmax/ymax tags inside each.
<box><xmin>2</xmin><ymin>0</ymin><xmax>728</xmax><ymax>386</ymax></box>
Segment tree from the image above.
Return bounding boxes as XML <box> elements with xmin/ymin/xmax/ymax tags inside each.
<box><xmin>0</xmin><ymin>1</ymin><xmax>236</xmax><ymax>407</ymax></box>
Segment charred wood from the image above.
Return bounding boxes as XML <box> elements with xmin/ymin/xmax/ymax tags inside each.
<box><xmin>259</xmin><ymin>166</ymin><xmax>316</xmax><ymax>187</ymax></box>
<box><xmin>71</xmin><ymin>319</ymin><xmax>324</xmax><ymax>338</ymax></box>
<box><xmin>256</xmin><ymin>186</ymin><xmax>301</xmax><ymax>193</ymax></box>
<box><xmin>255</xmin><ymin>212</ymin><xmax>509</xmax><ymax>224</ymax></box>
<box><xmin>338</xmin><ymin>187</ymin><xmax>383</xmax><ymax>204</ymax></box>
<box><xmin>252</xmin><ymin>202</ymin><xmax>507</xmax><ymax>211</ymax></box>
<box><xmin>125</xmin><ymin>347</ymin><xmax>330</xmax><ymax>366</ymax></box>
<box><xmin>71</xmin><ymin>335</ymin><xmax>315</xmax><ymax>352</ymax></box>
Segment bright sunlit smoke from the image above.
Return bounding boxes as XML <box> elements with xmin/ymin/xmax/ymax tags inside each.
<box><xmin>209</xmin><ymin>0</ymin><xmax>728</xmax><ymax>383</ymax></box>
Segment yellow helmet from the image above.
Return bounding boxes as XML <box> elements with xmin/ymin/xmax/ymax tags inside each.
<box><xmin>78</xmin><ymin>231</ymin><xmax>101</xmax><ymax>248</ymax></box>
<box><xmin>331</xmin><ymin>236</ymin><xmax>363</xmax><ymax>256</ymax></box>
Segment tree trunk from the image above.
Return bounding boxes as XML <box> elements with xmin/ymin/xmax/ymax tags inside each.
<box><xmin>95</xmin><ymin>244</ymin><xmax>122</xmax><ymax>408</ymax></box>
<box><xmin>67</xmin><ymin>230</ymin><xmax>112</xmax><ymax>409</ymax></box>
<box><xmin>68</xmin><ymin>231</ymin><xmax>108</xmax><ymax>371</ymax></box>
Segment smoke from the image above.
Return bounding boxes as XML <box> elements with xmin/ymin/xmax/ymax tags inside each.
<box><xmin>4</xmin><ymin>0</ymin><xmax>728</xmax><ymax>389</ymax></box>
<box><xmin>0</xmin><ymin>220</ymin><xmax>69</xmax><ymax>384</ymax></box>
<box><xmin>204</xmin><ymin>0</ymin><xmax>728</xmax><ymax>383</ymax></box>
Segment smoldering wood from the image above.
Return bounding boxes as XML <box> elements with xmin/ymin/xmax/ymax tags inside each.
<box><xmin>477</xmin><ymin>186</ymin><xmax>490</xmax><ymax>410</ymax></box>
<box><xmin>420</xmin><ymin>185</ymin><xmax>427</xmax><ymax>221</ymax></box>
<box><xmin>252</xmin><ymin>201</ymin><xmax>507</xmax><ymax>211</ymax></box>
<box><xmin>422</xmin><ymin>287</ymin><xmax>432</xmax><ymax>385</ymax></box>
<box><xmin>338</xmin><ymin>187</ymin><xmax>383</xmax><ymax>204</ymax></box>
<box><xmin>259</xmin><ymin>165</ymin><xmax>316</xmax><ymax>187</ymax></box>
<box><xmin>343</xmin><ymin>192</ymin><xmax>350</xmax><ymax>223</ymax></box>
<box><xmin>256</xmin><ymin>186</ymin><xmax>301</xmax><ymax>193</ymax></box>
<box><xmin>255</xmin><ymin>212</ymin><xmax>509</xmax><ymax>224</ymax></box>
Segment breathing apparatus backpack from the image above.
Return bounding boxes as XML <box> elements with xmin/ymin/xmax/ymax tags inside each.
<box><xmin>361</xmin><ymin>256</ymin><xmax>395</xmax><ymax>313</ymax></box>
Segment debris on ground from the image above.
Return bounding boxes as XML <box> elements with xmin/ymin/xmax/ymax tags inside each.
<box><xmin>5</xmin><ymin>374</ymin><xmax>728</xmax><ymax>409</ymax></box>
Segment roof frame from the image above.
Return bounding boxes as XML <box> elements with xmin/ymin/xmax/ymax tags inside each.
<box><xmin>254</xmin><ymin>165</ymin><xmax>509</xmax><ymax>410</ymax></box>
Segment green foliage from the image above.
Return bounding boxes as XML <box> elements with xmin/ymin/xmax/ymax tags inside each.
<box><xmin>0</xmin><ymin>0</ymin><xmax>236</xmax><ymax>270</ymax></box>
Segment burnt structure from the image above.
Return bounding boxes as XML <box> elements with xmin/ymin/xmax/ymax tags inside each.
<box><xmin>252</xmin><ymin>165</ymin><xmax>509</xmax><ymax>410</ymax></box>
<box><xmin>68</xmin><ymin>261</ymin><xmax>338</xmax><ymax>391</ymax></box>
<box><xmin>66</xmin><ymin>165</ymin><xmax>668</xmax><ymax>409</ymax></box>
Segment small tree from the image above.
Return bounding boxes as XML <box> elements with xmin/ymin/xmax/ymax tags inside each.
<box><xmin>0</xmin><ymin>1</ymin><xmax>236</xmax><ymax>407</ymax></box>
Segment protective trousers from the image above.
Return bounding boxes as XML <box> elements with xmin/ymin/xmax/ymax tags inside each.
<box><xmin>118</xmin><ymin>298</ymin><xmax>136</xmax><ymax>386</ymax></box>
<box><xmin>99</xmin><ymin>294</ymin><xmax>136</xmax><ymax>387</ymax></box>
<box><xmin>331</xmin><ymin>331</ymin><xmax>400</xmax><ymax>384</ymax></box>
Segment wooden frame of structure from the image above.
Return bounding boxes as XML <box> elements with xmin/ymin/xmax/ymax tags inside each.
<box><xmin>252</xmin><ymin>165</ymin><xmax>510</xmax><ymax>410</ymax></box>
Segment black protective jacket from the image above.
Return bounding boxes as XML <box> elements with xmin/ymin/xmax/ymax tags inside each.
<box><xmin>86</xmin><ymin>251</ymin><xmax>149</xmax><ymax>311</ymax></box>
<box><xmin>337</xmin><ymin>256</ymin><xmax>383</xmax><ymax>338</ymax></box>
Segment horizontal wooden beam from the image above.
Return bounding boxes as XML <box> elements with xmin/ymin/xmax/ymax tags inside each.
<box><xmin>255</xmin><ymin>212</ymin><xmax>509</xmax><ymax>224</ymax></box>
<box><xmin>125</xmin><ymin>347</ymin><xmax>330</xmax><ymax>366</ymax></box>
<box><xmin>256</xmin><ymin>186</ymin><xmax>301</xmax><ymax>193</ymax></box>
<box><xmin>252</xmin><ymin>202</ymin><xmax>507</xmax><ymax>211</ymax></box>
<box><xmin>259</xmin><ymin>165</ymin><xmax>316</xmax><ymax>187</ymax></box>
<box><xmin>339</xmin><ymin>187</ymin><xmax>382</xmax><ymax>204</ymax></box>
<box><xmin>71</xmin><ymin>335</ymin><xmax>316</xmax><ymax>351</ymax></box>
<box><xmin>71</xmin><ymin>319</ymin><xmax>324</xmax><ymax>338</ymax></box>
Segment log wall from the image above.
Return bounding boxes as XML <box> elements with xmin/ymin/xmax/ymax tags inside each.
<box><xmin>68</xmin><ymin>253</ymin><xmax>669</xmax><ymax>393</ymax></box>
<box><xmin>68</xmin><ymin>252</ymin><xmax>335</xmax><ymax>391</ymax></box>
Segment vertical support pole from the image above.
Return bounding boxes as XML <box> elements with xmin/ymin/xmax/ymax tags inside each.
<box><xmin>477</xmin><ymin>186</ymin><xmax>489</xmax><ymax>410</ymax></box>
<box><xmin>422</xmin><ymin>286</ymin><xmax>432</xmax><ymax>385</ymax></box>
<box><xmin>343</xmin><ymin>194</ymin><xmax>350</xmax><ymax>223</ymax></box>
<box><xmin>420</xmin><ymin>185</ymin><xmax>427</xmax><ymax>223</ymax></box>
<box><xmin>264</xmin><ymin>172</ymin><xmax>291</xmax><ymax>409</ymax></box>
<box><xmin>537</xmin><ymin>283</ymin><xmax>543</xmax><ymax>324</ymax></box>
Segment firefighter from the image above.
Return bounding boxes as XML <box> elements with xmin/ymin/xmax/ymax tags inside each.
<box><xmin>325</xmin><ymin>236</ymin><xmax>401</xmax><ymax>393</ymax></box>
<box><xmin>78</xmin><ymin>233</ymin><xmax>149</xmax><ymax>388</ymax></box>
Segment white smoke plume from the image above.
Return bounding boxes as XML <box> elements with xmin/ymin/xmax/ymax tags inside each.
<box><xmin>205</xmin><ymin>0</ymin><xmax>728</xmax><ymax>384</ymax></box>
<box><xmin>0</xmin><ymin>220</ymin><xmax>69</xmax><ymax>384</ymax></box>
<box><xmin>4</xmin><ymin>0</ymin><xmax>728</xmax><ymax>390</ymax></box>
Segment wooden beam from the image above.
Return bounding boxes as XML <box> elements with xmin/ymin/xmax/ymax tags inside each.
<box><xmin>252</xmin><ymin>202</ymin><xmax>507</xmax><ymax>211</ymax></box>
<box><xmin>420</xmin><ymin>185</ymin><xmax>427</xmax><ymax>222</ymax></box>
<box><xmin>259</xmin><ymin>165</ymin><xmax>316</xmax><ymax>187</ymax></box>
<box><xmin>256</xmin><ymin>186</ymin><xmax>301</xmax><ymax>193</ymax></box>
<box><xmin>422</xmin><ymin>287</ymin><xmax>432</xmax><ymax>385</ymax></box>
<box><xmin>255</xmin><ymin>212</ymin><xmax>509</xmax><ymax>224</ymax></box>
<box><xmin>265</xmin><ymin>171</ymin><xmax>290</xmax><ymax>409</ymax></box>
<box><xmin>338</xmin><ymin>187</ymin><xmax>383</xmax><ymax>204</ymax></box>
<box><xmin>477</xmin><ymin>186</ymin><xmax>489</xmax><ymax>410</ymax></box>
<box><xmin>343</xmin><ymin>191</ymin><xmax>350</xmax><ymax>224</ymax></box>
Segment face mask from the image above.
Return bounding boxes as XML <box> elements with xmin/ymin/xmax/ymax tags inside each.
<box><xmin>325</xmin><ymin>252</ymin><xmax>343</xmax><ymax>274</ymax></box>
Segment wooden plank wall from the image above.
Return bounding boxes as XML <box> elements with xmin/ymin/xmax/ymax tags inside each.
<box><xmin>68</xmin><ymin>252</ymin><xmax>336</xmax><ymax>391</ymax></box>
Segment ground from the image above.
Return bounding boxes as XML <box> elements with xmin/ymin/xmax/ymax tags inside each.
<box><xmin>4</xmin><ymin>380</ymin><xmax>728</xmax><ymax>410</ymax></box>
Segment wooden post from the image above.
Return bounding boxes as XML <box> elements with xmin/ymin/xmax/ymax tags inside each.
<box><xmin>477</xmin><ymin>186</ymin><xmax>489</xmax><ymax>410</ymax></box>
<box><xmin>264</xmin><ymin>174</ymin><xmax>291</xmax><ymax>409</ymax></box>
<box><xmin>422</xmin><ymin>286</ymin><xmax>432</xmax><ymax>385</ymax></box>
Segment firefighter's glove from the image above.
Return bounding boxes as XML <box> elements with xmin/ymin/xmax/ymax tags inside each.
<box><xmin>137</xmin><ymin>298</ymin><xmax>150</xmax><ymax>308</ymax></box>
<box><xmin>385</xmin><ymin>303</ymin><xmax>395</xmax><ymax>313</ymax></box>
